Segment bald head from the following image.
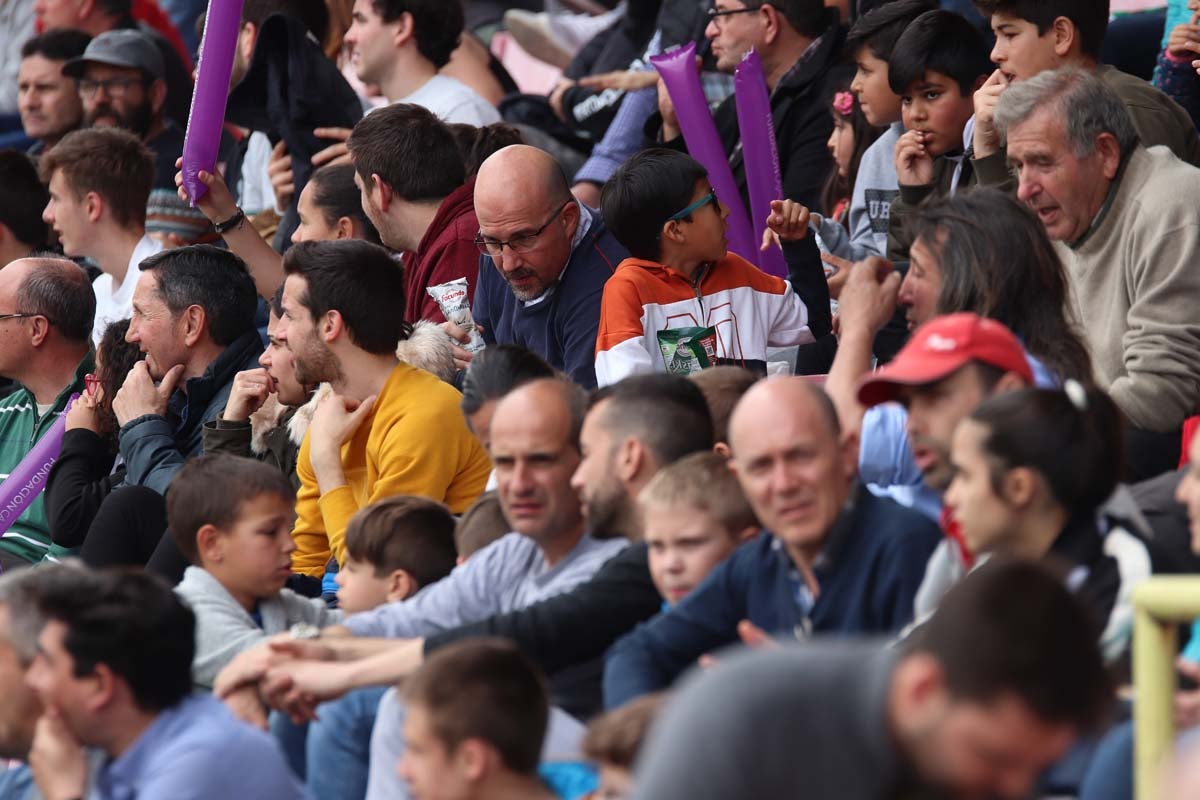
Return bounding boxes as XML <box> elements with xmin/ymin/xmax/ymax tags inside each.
<box><xmin>491</xmin><ymin>377</ymin><xmax>587</xmax><ymax>454</ymax></box>
<box><xmin>476</xmin><ymin>145</ymin><xmax>570</xmax><ymax>212</ymax></box>
<box><xmin>729</xmin><ymin>378</ymin><xmax>840</xmax><ymax>456</ymax></box>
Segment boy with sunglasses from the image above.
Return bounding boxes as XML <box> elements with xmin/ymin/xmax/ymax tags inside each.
<box><xmin>595</xmin><ymin>149</ymin><xmax>813</xmax><ymax>386</ymax></box>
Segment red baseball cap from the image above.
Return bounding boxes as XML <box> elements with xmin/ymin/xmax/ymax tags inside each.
<box><xmin>857</xmin><ymin>313</ymin><xmax>1034</xmax><ymax>407</ymax></box>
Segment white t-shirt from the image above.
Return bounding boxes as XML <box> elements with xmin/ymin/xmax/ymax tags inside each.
<box><xmin>397</xmin><ymin>74</ymin><xmax>501</xmax><ymax>126</ymax></box>
<box><xmin>92</xmin><ymin>235</ymin><xmax>163</xmax><ymax>345</ymax></box>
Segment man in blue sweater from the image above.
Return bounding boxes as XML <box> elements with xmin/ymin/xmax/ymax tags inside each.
<box><xmin>603</xmin><ymin>376</ymin><xmax>941</xmax><ymax>708</ymax></box>
<box><xmin>464</xmin><ymin>145</ymin><xmax>627</xmax><ymax>389</ymax></box>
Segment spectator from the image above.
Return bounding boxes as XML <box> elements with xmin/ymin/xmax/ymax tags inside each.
<box><xmin>579</xmin><ymin>694</ymin><xmax>665</xmax><ymax>800</ymax></box>
<box><xmin>292</xmin><ymin>163</ymin><xmax>380</xmax><ymax>246</ymax></box>
<box><xmin>448</xmin><ymin>121</ymin><xmax>524</xmax><ymax>177</ymax></box>
<box><xmin>462</xmin><ymin>145</ymin><xmax>627</xmax><ymax>388</ymax></box>
<box><xmin>342</xmin><ymin>0</ymin><xmax>498</xmax><ymax>123</ymax></box>
<box><xmin>595</xmin><ymin>149</ymin><xmax>813</xmax><ymax>385</ymax></box>
<box><xmin>1153</xmin><ymin>0</ymin><xmax>1200</xmax><ymax>129</ymax></box>
<box><xmin>63</xmin><ymin>29</ymin><xmax>209</xmax><ymax>243</ymax></box>
<box><xmin>277</xmin><ymin>239</ymin><xmax>491</xmax><ymax>577</ymax></box>
<box><xmin>347</xmin><ymin>103</ymin><xmax>481</xmax><ymax>323</ymax></box>
<box><xmin>39</xmin><ymin>127</ymin><xmax>161</xmax><ymax>344</ymax></box>
<box><xmin>633</xmin><ymin>560</ymin><xmax>1112</xmax><ymax>800</ymax></box>
<box><xmin>172</xmin><ymin>454</ymin><xmax>341</xmax><ymax>688</ymax></box>
<box><xmin>994</xmin><ymin>68</ymin><xmax>1200</xmax><ymax>478</ymax></box>
<box><xmin>335</xmin><ymin>495</ymin><xmax>459</xmax><ymax>613</ymax></box>
<box><xmin>944</xmin><ymin>384</ymin><xmax>1153</xmax><ymax>661</ymax></box>
<box><xmin>0</xmin><ymin>151</ymin><xmax>50</xmax><ymax>266</ymax></box>
<box><xmin>688</xmin><ymin>365</ymin><xmax>759</xmax><ymax>456</ymax></box>
<box><xmin>43</xmin><ymin>319</ymin><xmax>142</xmax><ymax>560</ymax></box>
<box><xmin>398</xmin><ymin>640</ymin><xmax>555</xmax><ymax>800</ymax></box>
<box><xmin>972</xmin><ymin>0</ymin><xmax>1200</xmax><ymax>175</ymax></box>
<box><xmin>17</xmin><ymin>29</ymin><xmax>89</xmax><ymax>155</ymax></box>
<box><xmin>651</xmin><ymin>0</ymin><xmax>853</xmax><ymax>368</ymax></box>
<box><xmin>459</xmin><ymin>344</ymin><xmax>556</xmax><ymax>449</ymax></box>
<box><xmin>885</xmin><ymin>9</ymin><xmax>993</xmax><ymax>262</ymax></box>
<box><xmin>603</xmin><ymin>377</ymin><xmax>941</xmax><ymax>707</ymax></box>
<box><xmin>25</xmin><ymin>569</ymin><xmax>308</xmax><ymax>799</ymax></box>
<box><xmin>36</xmin><ymin>0</ymin><xmax>194</xmax><ymax>129</ymax></box>
<box><xmin>453</xmin><ymin>491</ymin><xmax>509</xmax><ymax>562</ymax></box>
<box><xmin>0</xmin><ymin>258</ymin><xmax>95</xmax><ymax>570</ymax></box>
<box><xmin>641</xmin><ymin>451</ymin><xmax>758</xmax><ymax>607</ymax></box>
<box><xmin>0</xmin><ymin>0</ymin><xmax>36</xmax><ymax>123</ymax></box>
<box><xmin>819</xmin><ymin>87</ymin><xmax>884</xmax><ymax>229</ymax></box>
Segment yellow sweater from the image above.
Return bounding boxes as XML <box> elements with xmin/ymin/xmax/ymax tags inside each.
<box><xmin>291</xmin><ymin>363</ymin><xmax>492</xmax><ymax>576</ymax></box>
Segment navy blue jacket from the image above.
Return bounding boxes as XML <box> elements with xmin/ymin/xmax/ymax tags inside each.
<box><xmin>602</xmin><ymin>483</ymin><xmax>941</xmax><ymax>708</ymax></box>
<box><xmin>472</xmin><ymin>207</ymin><xmax>625</xmax><ymax>388</ymax></box>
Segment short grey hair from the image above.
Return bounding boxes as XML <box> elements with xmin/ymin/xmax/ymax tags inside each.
<box><xmin>993</xmin><ymin>67</ymin><xmax>1139</xmax><ymax>159</ymax></box>
<box><xmin>0</xmin><ymin>563</ymin><xmax>80</xmax><ymax>665</ymax></box>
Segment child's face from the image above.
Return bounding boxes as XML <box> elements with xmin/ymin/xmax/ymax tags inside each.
<box><xmin>827</xmin><ymin>115</ymin><xmax>855</xmax><ymax>179</ymax></box>
<box><xmin>335</xmin><ymin>555</ymin><xmax>394</xmax><ymax>614</ymax></box>
<box><xmin>644</xmin><ymin>502</ymin><xmax>742</xmax><ymax>605</ymax></box>
<box><xmin>664</xmin><ymin>179</ymin><xmax>728</xmax><ymax>265</ymax></box>
<box><xmin>851</xmin><ymin>48</ymin><xmax>901</xmax><ymax>126</ymax></box>
<box><xmin>207</xmin><ymin>493</ymin><xmax>297</xmax><ymax>605</ymax></box>
<box><xmin>989</xmin><ymin>12</ymin><xmax>1062</xmax><ymax>83</ymax></box>
<box><xmin>900</xmin><ymin>70</ymin><xmax>977</xmax><ymax>158</ymax></box>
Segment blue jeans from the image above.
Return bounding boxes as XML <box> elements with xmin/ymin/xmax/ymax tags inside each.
<box><xmin>270</xmin><ymin>711</ymin><xmax>309</xmax><ymax>780</ymax></box>
<box><xmin>306</xmin><ymin>686</ymin><xmax>388</xmax><ymax>800</ymax></box>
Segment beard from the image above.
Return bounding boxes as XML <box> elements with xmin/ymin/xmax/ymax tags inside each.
<box><xmin>581</xmin><ymin>475</ymin><xmax>632</xmax><ymax>538</ymax></box>
<box><xmin>291</xmin><ymin>332</ymin><xmax>342</xmax><ymax>387</ymax></box>
<box><xmin>85</xmin><ymin>98</ymin><xmax>153</xmax><ymax>138</ymax></box>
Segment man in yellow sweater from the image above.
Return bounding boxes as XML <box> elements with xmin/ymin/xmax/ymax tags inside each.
<box><xmin>277</xmin><ymin>239</ymin><xmax>491</xmax><ymax>577</ymax></box>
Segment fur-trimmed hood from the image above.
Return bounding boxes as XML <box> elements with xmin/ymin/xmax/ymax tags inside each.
<box><xmin>253</xmin><ymin>320</ymin><xmax>459</xmax><ymax>451</ymax></box>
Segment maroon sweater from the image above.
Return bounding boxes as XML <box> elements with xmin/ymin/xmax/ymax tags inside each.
<box><xmin>404</xmin><ymin>177</ymin><xmax>481</xmax><ymax>323</ymax></box>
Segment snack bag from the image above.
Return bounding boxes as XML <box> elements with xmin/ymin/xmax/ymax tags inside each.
<box><xmin>427</xmin><ymin>278</ymin><xmax>486</xmax><ymax>353</ymax></box>
<box><xmin>657</xmin><ymin>327</ymin><xmax>718</xmax><ymax>376</ymax></box>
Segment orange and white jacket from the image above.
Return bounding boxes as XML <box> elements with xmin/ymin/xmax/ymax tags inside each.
<box><xmin>594</xmin><ymin>254</ymin><xmax>813</xmax><ymax>386</ymax></box>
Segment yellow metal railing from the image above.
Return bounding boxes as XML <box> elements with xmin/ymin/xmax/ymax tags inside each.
<box><xmin>1132</xmin><ymin>577</ymin><xmax>1200</xmax><ymax>800</ymax></box>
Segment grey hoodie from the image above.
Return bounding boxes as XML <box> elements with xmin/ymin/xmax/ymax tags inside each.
<box><xmin>813</xmin><ymin>122</ymin><xmax>902</xmax><ymax>262</ymax></box>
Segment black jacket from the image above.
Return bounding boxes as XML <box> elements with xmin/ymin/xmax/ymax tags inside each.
<box><xmin>45</xmin><ymin>429</ymin><xmax>126</xmax><ymax>549</ymax></box>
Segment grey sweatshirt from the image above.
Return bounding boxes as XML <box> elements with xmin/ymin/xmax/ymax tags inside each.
<box><xmin>175</xmin><ymin>566</ymin><xmax>343</xmax><ymax>688</ymax></box>
<box><xmin>343</xmin><ymin>531</ymin><xmax>629</xmax><ymax>638</ymax></box>
<box><xmin>813</xmin><ymin>122</ymin><xmax>902</xmax><ymax>262</ymax></box>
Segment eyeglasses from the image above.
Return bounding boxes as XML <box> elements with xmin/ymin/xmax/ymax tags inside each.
<box><xmin>705</xmin><ymin>4</ymin><xmax>762</xmax><ymax>25</ymax></box>
<box><xmin>78</xmin><ymin>77</ymin><xmax>146</xmax><ymax>98</ymax></box>
<box><xmin>0</xmin><ymin>312</ymin><xmax>38</xmax><ymax>323</ymax></box>
<box><xmin>475</xmin><ymin>201</ymin><xmax>572</xmax><ymax>257</ymax></box>
<box><xmin>669</xmin><ymin>190</ymin><xmax>720</xmax><ymax>222</ymax></box>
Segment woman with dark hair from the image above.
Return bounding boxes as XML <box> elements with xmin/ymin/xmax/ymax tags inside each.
<box><xmin>943</xmin><ymin>382</ymin><xmax>1152</xmax><ymax>663</ymax></box>
<box><xmin>900</xmin><ymin>187</ymin><xmax>1093</xmax><ymax>384</ymax></box>
<box><xmin>292</xmin><ymin>163</ymin><xmax>381</xmax><ymax>245</ymax></box>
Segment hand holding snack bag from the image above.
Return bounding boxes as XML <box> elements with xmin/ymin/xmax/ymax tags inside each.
<box><xmin>428</xmin><ymin>278</ymin><xmax>486</xmax><ymax>353</ymax></box>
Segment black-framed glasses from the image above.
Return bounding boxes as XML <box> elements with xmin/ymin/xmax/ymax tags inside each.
<box><xmin>669</xmin><ymin>190</ymin><xmax>720</xmax><ymax>222</ymax></box>
<box><xmin>78</xmin><ymin>77</ymin><xmax>147</xmax><ymax>98</ymax></box>
<box><xmin>475</xmin><ymin>201</ymin><xmax>572</xmax><ymax>257</ymax></box>
<box><xmin>705</xmin><ymin>4</ymin><xmax>762</xmax><ymax>25</ymax></box>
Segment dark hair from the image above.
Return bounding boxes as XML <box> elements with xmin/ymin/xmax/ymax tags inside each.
<box><xmin>766</xmin><ymin>0</ymin><xmax>838</xmax><ymax>39</ymax></box>
<box><xmin>282</xmin><ymin>239</ymin><xmax>407</xmax><ymax>354</ymax></box>
<box><xmin>347</xmin><ymin>103</ymin><xmax>465</xmax><ymax>203</ymax></box>
<box><xmin>269</xmin><ymin>283</ymin><xmax>285</xmax><ymax>318</ymax></box>
<box><xmin>308</xmin><ymin>163</ymin><xmax>381</xmax><ymax>244</ymax></box>
<box><xmin>820</xmin><ymin>87</ymin><xmax>884</xmax><ymax>222</ymax></box>
<box><xmin>974</xmin><ymin>0</ymin><xmax>1109</xmax><ymax>59</ymax></box>
<box><xmin>343</xmin><ymin>495</ymin><xmax>457</xmax><ymax>588</ymax></box>
<box><xmin>688</xmin><ymin>366</ymin><xmax>759</xmax><ymax>446</ymax></box>
<box><xmin>969</xmin><ymin>385</ymin><xmax>1123</xmax><ymax>518</ymax></box>
<box><xmin>139</xmin><ymin>245</ymin><xmax>258</xmax><ymax>347</ymax></box>
<box><xmin>404</xmin><ymin>639</ymin><xmax>548</xmax><ymax>773</ymax></box>
<box><xmin>591</xmin><ymin>374</ymin><xmax>715</xmax><ymax>466</ymax></box>
<box><xmin>460</xmin><ymin>344</ymin><xmax>555</xmax><ymax>417</ymax></box>
<box><xmin>845</xmin><ymin>0</ymin><xmax>938</xmax><ymax>60</ymax></box>
<box><xmin>447</xmin><ymin>123</ymin><xmax>524</xmax><ymax>177</ymax></box>
<box><xmin>20</xmin><ymin>28</ymin><xmax>91</xmax><ymax>61</ymax></box>
<box><xmin>368</xmin><ymin>0</ymin><xmax>462</xmax><ymax>68</ymax></box>
<box><xmin>0</xmin><ymin>151</ymin><xmax>49</xmax><ymax>249</ymax></box>
<box><xmin>94</xmin><ymin>319</ymin><xmax>142</xmax><ymax>444</ymax></box>
<box><xmin>242</xmin><ymin>0</ymin><xmax>329</xmax><ymax>42</ymax></box>
<box><xmin>888</xmin><ymin>9</ymin><xmax>993</xmax><ymax>96</ymax></box>
<box><xmin>168</xmin><ymin>454</ymin><xmax>296</xmax><ymax>564</ymax></box>
<box><xmin>583</xmin><ymin>694</ymin><xmax>665</xmax><ymax>769</ymax></box>
<box><xmin>40</xmin><ymin>128</ymin><xmax>154</xmax><ymax>230</ymax></box>
<box><xmin>911</xmin><ymin>187</ymin><xmax>1093</xmax><ymax>384</ymax></box>
<box><xmin>454</xmin><ymin>490</ymin><xmax>509</xmax><ymax>559</ymax></box>
<box><xmin>601</xmin><ymin>149</ymin><xmax>709</xmax><ymax>261</ymax></box>
<box><xmin>907</xmin><ymin>559</ymin><xmax>1111</xmax><ymax>733</ymax></box>
<box><xmin>35</xmin><ymin>569</ymin><xmax>195</xmax><ymax>713</ymax></box>
<box><xmin>94</xmin><ymin>0</ymin><xmax>132</xmax><ymax>18</ymax></box>
<box><xmin>16</xmin><ymin>257</ymin><xmax>95</xmax><ymax>343</ymax></box>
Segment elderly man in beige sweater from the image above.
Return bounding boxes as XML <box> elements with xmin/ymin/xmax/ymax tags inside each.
<box><xmin>994</xmin><ymin>67</ymin><xmax>1200</xmax><ymax>480</ymax></box>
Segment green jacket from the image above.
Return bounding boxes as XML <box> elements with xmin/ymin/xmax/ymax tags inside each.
<box><xmin>0</xmin><ymin>354</ymin><xmax>93</xmax><ymax>564</ymax></box>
